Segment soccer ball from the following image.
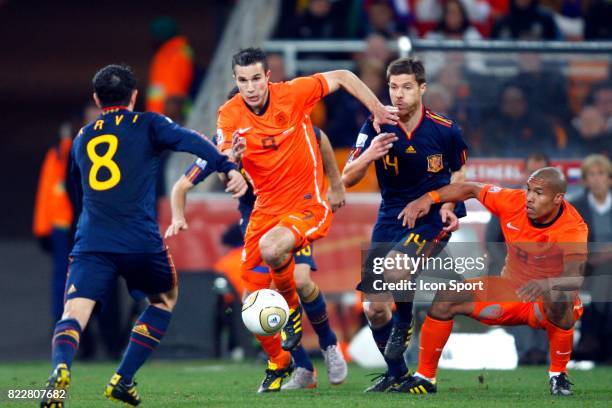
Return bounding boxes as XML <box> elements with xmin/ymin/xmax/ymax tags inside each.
<box><xmin>241</xmin><ymin>289</ymin><xmax>289</xmax><ymax>336</ymax></box>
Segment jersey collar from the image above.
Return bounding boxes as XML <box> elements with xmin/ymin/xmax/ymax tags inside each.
<box><xmin>529</xmin><ymin>202</ymin><xmax>565</xmax><ymax>229</ymax></box>
<box><xmin>243</xmin><ymin>91</ymin><xmax>270</xmax><ymax>116</ymax></box>
<box><xmin>101</xmin><ymin>106</ymin><xmax>129</xmax><ymax>115</ymax></box>
<box><xmin>397</xmin><ymin>105</ymin><xmax>425</xmax><ymax>141</ymax></box>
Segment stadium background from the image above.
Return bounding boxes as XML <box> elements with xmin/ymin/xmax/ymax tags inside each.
<box><xmin>1</xmin><ymin>0</ymin><xmax>610</xmax><ymax>388</ymax></box>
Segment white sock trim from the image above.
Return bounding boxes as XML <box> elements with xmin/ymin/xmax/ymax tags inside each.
<box><xmin>415</xmin><ymin>372</ymin><xmax>435</xmax><ymax>383</ymax></box>
<box><xmin>549</xmin><ymin>371</ymin><xmax>562</xmax><ymax>379</ymax></box>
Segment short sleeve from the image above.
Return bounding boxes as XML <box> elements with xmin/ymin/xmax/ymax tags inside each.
<box><xmin>447</xmin><ymin>123</ymin><xmax>469</xmax><ymax>172</ymax></box>
<box><xmin>216</xmin><ymin>106</ymin><xmax>236</xmax><ymax>152</ymax></box>
<box><xmin>478</xmin><ymin>185</ymin><xmax>524</xmax><ymax>218</ymax></box>
<box><xmin>346</xmin><ymin>119</ymin><xmax>375</xmax><ymax>164</ymax></box>
<box><xmin>286</xmin><ymin>73</ymin><xmax>329</xmax><ymax>111</ymax></box>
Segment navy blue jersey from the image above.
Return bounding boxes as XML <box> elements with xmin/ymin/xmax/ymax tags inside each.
<box><xmin>71</xmin><ymin>107</ymin><xmax>235</xmax><ymax>254</ymax></box>
<box><xmin>184</xmin><ymin>126</ymin><xmax>322</xmax><ymax>221</ymax></box>
<box><xmin>348</xmin><ymin>108</ymin><xmax>468</xmax><ymax>220</ymax></box>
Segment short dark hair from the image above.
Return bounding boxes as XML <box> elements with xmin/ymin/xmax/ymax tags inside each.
<box><xmin>232</xmin><ymin>47</ymin><xmax>268</xmax><ymax>73</ymax></box>
<box><xmin>386</xmin><ymin>57</ymin><xmax>426</xmax><ymax>84</ymax></box>
<box><xmin>92</xmin><ymin>64</ymin><xmax>137</xmax><ymax>107</ymax></box>
<box><xmin>530</xmin><ymin>167</ymin><xmax>567</xmax><ymax>194</ymax></box>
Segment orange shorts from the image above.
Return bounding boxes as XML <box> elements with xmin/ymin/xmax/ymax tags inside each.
<box><xmin>466</xmin><ymin>276</ymin><xmax>583</xmax><ymax>329</ymax></box>
<box><xmin>241</xmin><ymin>204</ymin><xmax>332</xmax><ymax>292</ymax></box>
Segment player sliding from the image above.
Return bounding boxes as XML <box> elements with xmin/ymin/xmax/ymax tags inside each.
<box><xmin>396</xmin><ymin>167</ymin><xmax>588</xmax><ymax>396</ymax></box>
<box><xmin>214</xmin><ymin>47</ymin><xmax>397</xmax><ymax>392</ymax></box>
<box><xmin>342</xmin><ymin>57</ymin><xmax>468</xmax><ymax>392</ymax></box>
<box><xmin>166</xmin><ymin>118</ymin><xmax>348</xmax><ymax>389</ymax></box>
<box><xmin>40</xmin><ymin>64</ymin><xmax>246</xmax><ymax>408</ymax></box>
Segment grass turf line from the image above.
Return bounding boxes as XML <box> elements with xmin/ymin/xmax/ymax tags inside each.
<box><xmin>1</xmin><ymin>361</ymin><xmax>611</xmax><ymax>407</ymax></box>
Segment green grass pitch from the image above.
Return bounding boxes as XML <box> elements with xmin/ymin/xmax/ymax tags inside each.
<box><xmin>1</xmin><ymin>361</ymin><xmax>611</xmax><ymax>407</ymax></box>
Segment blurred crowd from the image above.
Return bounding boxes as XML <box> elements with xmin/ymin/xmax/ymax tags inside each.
<box><xmin>270</xmin><ymin>1</ymin><xmax>612</xmax><ymax>159</ymax></box>
<box><xmin>275</xmin><ymin>0</ymin><xmax>612</xmax><ymax>41</ymax></box>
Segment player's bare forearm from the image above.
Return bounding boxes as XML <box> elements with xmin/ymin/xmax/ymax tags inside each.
<box><xmin>321</xmin><ymin>70</ymin><xmax>398</xmax><ymax>131</ymax></box>
<box><xmin>170</xmin><ymin>176</ymin><xmax>193</xmax><ymax>222</ymax></box>
<box><xmin>319</xmin><ymin>131</ymin><xmax>342</xmax><ymax>189</ymax></box>
<box><xmin>342</xmin><ymin>153</ymin><xmax>370</xmax><ymax>188</ymax></box>
<box><xmin>400</xmin><ymin>182</ymin><xmax>483</xmax><ymax>228</ymax></box>
<box><xmin>442</xmin><ymin>165</ymin><xmax>467</xmax><ymax>211</ymax></box>
<box><xmin>322</xmin><ymin>70</ymin><xmax>380</xmax><ymax>112</ymax></box>
<box><xmin>166</xmin><ymin>176</ymin><xmax>194</xmax><ymax>238</ymax></box>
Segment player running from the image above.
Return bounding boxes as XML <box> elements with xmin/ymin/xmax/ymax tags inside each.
<box><xmin>166</xmin><ymin>123</ymin><xmax>348</xmax><ymax>389</ymax></box>
<box><xmin>214</xmin><ymin>47</ymin><xmax>397</xmax><ymax>392</ymax></box>
<box><xmin>396</xmin><ymin>167</ymin><xmax>588</xmax><ymax>396</ymax></box>
<box><xmin>342</xmin><ymin>57</ymin><xmax>468</xmax><ymax>392</ymax></box>
<box><xmin>40</xmin><ymin>64</ymin><xmax>246</xmax><ymax>408</ymax></box>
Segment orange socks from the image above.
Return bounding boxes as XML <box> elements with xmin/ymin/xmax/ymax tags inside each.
<box><xmin>271</xmin><ymin>256</ymin><xmax>300</xmax><ymax>310</ymax></box>
<box><xmin>256</xmin><ymin>333</ymin><xmax>291</xmax><ymax>369</ymax></box>
<box><xmin>546</xmin><ymin>322</ymin><xmax>574</xmax><ymax>374</ymax></box>
<box><xmin>416</xmin><ymin>315</ymin><xmax>454</xmax><ymax>380</ymax></box>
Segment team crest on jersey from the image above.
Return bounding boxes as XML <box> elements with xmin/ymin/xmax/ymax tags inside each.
<box><xmin>355</xmin><ymin>133</ymin><xmax>368</xmax><ymax>148</ymax></box>
<box><xmin>427</xmin><ymin>154</ymin><xmax>444</xmax><ymax>173</ymax></box>
<box><xmin>275</xmin><ymin>111</ymin><xmax>288</xmax><ymax>126</ymax></box>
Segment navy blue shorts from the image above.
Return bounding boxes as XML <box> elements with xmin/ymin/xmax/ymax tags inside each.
<box><xmin>357</xmin><ymin>218</ymin><xmax>451</xmax><ymax>292</ymax></box>
<box><xmin>65</xmin><ymin>249</ymin><xmax>177</xmax><ymax>302</ymax></box>
<box><xmin>240</xmin><ymin>207</ymin><xmax>317</xmax><ymax>271</ymax></box>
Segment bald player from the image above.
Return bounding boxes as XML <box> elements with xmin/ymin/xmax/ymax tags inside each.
<box><xmin>393</xmin><ymin>168</ymin><xmax>588</xmax><ymax>397</ymax></box>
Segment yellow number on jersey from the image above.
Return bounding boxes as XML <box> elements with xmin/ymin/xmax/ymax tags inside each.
<box><xmin>382</xmin><ymin>154</ymin><xmax>399</xmax><ymax>175</ymax></box>
<box><xmin>86</xmin><ymin>134</ymin><xmax>121</xmax><ymax>191</ymax></box>
<box><xmin>297</xmin><ymin>245</ymin><xmax>312</xmax><ymax>257</ymax></box>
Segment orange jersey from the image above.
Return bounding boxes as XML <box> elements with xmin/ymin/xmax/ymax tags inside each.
<box><xmin>478</xmin><ymin>185</ymin><xmax>588</xmax><ymax>286</ymax></box>
<box><xmin>217</xmin><ymin>74</ymin><xmax>330</xmax><ymax>215</ymax></box>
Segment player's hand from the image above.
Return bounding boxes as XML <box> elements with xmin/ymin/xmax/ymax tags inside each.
<box><xmin>231</xmin><ymin>131</ymin><xmax>247</xmax><ymax>162</ymax></box>
<box><xmin>225</xmin><ymin>169</ymin><xmax>248</xmax><ymax>198</ymax></box>
<box><xmin>516</xmin><ymin>279</ymin><xmax>550</xmax><ymax>302</ymax></box>
<box><xmin>165</xmin><ymin>218</ymin><xmax>188</xmax><ymax>238</ymax></box>
<box><xmin>398</xmin><ymin>195</ymin><xmax>433</xmax><ymax>228</ymax></box>
<box><xmin>440</xmin><ymin>207</ymin><xmax>459</xmax><ymax>232</ymax></box>
<box><xmin>328</xmin><ymin>184</ymin><xmax>346</xmax><ymax>212</ymax></box>
<box><xmin>372</xmin><ymin>104</ymin><xmax>399</xmax><ymax>133</ymax></box>
<box><xmin>364</xmin><ymin>133</ymin><xmax>398</xmax><ymax>162</ymax></box>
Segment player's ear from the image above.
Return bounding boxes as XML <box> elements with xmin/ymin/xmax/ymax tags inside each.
<box><xmin>93</xmin><ymin>93</ymin><xmax>102</xmax><ymax>109</ymax></box>
<box><xmin>553</xmin><ymin>193</ymin><xmax>564</xmax><ymax>205</ymax></box>
<box><xmin>420</xmin><ymin>82</ymin><xmax>427</xmax><ymax>94</ymax></box>
<box><xmin>266</xmin><ymin>70</ymin><xmax>271</xmax><ymax>82</ymax></box>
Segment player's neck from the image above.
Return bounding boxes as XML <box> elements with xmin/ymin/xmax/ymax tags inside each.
<box><xmin>531</xmin><ymin>204</ymin><xmax>563</xmax><ymax>227</ymax></box>
<box><xmin>399</xmin><ymin>103</ymin><xmax>424</xmax><ymax>133</ymax></box>
<box><xmin>248</xmin><ymin>89</ymin><xmax>270</xmax><ymax>116</ymax></box>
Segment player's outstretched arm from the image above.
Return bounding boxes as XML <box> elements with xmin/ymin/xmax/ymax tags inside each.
<box><xmin>319</xmin><ymin>130</ymin><xmax>345</xmax><ymax>211</ymax></box>
<box><xmin>321</xmin><ymin>70</ymin><xmax>399</xmax><ymax>132</ymax></box>
<box><xmin>439</xmin><ymin>165</ymin><xmax>467</xmax><ymax>232</ymax></box>
<box><xmin>342</xmin><ymin>133</ymin><xmax>398</xmax><ymax>187</ymax></box>
<box><xmin>165</xmin><ymin>175</ymin><xmax>194</xmax><ymax>238</ymax></box>
<box><xmin>399</xmin><ymin>182</ymin><xmax>484</xmax><ymax>228</ymax></box>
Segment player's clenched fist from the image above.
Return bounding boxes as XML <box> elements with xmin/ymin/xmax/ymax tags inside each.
<box><xmin>364</xmin><ymin>133</ymin><xmax>398</xmax><ymax>162</ymax></box>
<box><xmin>225</xmin><ymin>169</ymin><xmax>248</xmax><ymax>198</ymax></box>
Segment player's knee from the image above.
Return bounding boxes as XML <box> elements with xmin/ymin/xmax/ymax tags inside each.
<box><xmin>363</xmin><ymin>301</ymin><xmax>392</xmax><ymax>326</ymax></box>
<box><xmin>149</xmin><ymin>288</ymin><xmax>178</xmax><ymax>312</ymax></box>
<box><xmin>61</xmin><ymin>298</ymin><xmax>95</xmax><ymax>329</ymax></box>
<box><xmin>428</xmin><ymin>300</ymin><xmax>457</xmax><ymax>320</ymax></box>
<box><xmin>260</xmin><ymin>240</ymin><xmax>287</xmax><ymax>269</ymax></box>
<box><xmin>544</xmin><ymin>303</ymin><xmax>574</xmax><ymax>330</ymax></box>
